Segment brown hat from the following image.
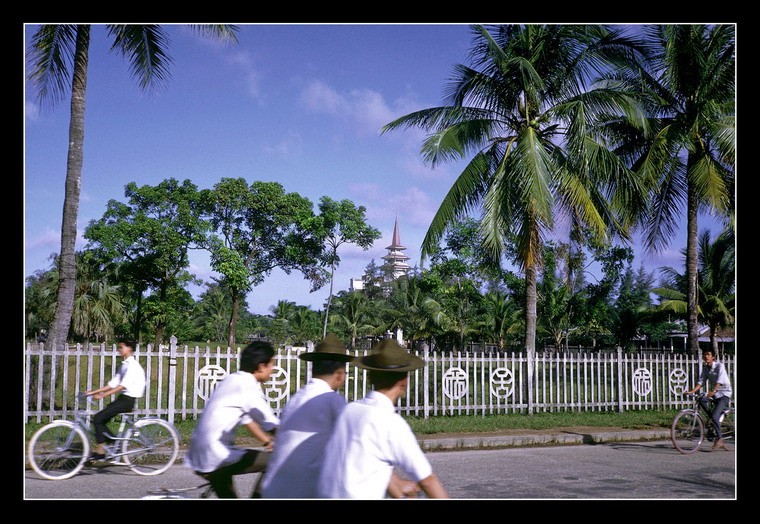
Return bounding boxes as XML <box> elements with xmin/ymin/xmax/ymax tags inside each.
<box><xmin>355</xmin><ymin>338</ymin><xmax>425</xmax><ymax>372</ymax></box>
<box><xmin>299</xmin><ymin>333</ymin><xmax>354</xmax><ymax>362</ymax></box>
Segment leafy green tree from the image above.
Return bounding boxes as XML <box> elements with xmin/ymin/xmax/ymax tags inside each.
<box><xmin>26</xmin><ymin>23</ymin><xmax>238</xmax><ymax>353</ymax></box>
<box><xmin>25</xmin><ymin>263</ymin><xmax>59</xmax><ymax>342</ymax></box>
<box><xmin>383</xmin><ymin>25</ymin><xmax>646</xmax><ymax>406</ymax></box>
<box><xmin>309</xmin><ymin>197</ymin><xmax>381</xmax><ymax>338</ymax></box>
<box><xmin>626</xmin><ymin>25</ymin><xmax>735</xmax><ymax>352</ymax></box>
<box><xmin>608</xmin><ymin>265</ymin><xmax>657</xmax><ymax>352</ymax></box>
<box><xmin>202</xmin><ymin>178</ymin><xmax>328</xmax><ymax>347</ymax></box>
<box><xmin>84</xmin><ymin>178</ymin><xmax>207</xmax><ymax>346</ymax></box>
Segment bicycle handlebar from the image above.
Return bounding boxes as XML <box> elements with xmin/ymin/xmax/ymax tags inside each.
<box><xmin>77</xmin><ymin>392</ymin><xmax>91</xmax><ymax>403</ymax></box>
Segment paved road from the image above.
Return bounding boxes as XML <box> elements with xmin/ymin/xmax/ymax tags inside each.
<box><xmin>23</xmin><ymin>439</ymin><xmax>736</xmax><ymax>501</ymax></box>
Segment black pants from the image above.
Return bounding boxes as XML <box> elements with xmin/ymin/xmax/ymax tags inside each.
<box><xmin>93</xmin><ymin>394</ymin><xmax>136</xmax><ymax>444</ymax></box>
<box><xmin>198</xmin><ymin>449</ymin><xmax>270</xmax><ymax>499</ymax></box>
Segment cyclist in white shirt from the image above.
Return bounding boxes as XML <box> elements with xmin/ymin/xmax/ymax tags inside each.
<box><xmin>685</xmin><ymin>348</ymin><xmax>733</xmax><ymax>451</ymax></box>
<box><xmin>83</xmin><ymin>338</ymin><xmax>146</xmax><ymax>460</ymax></box>
<box><xmin>185</xmin><ymin>340</ymin><xmax>280</xmax><ymax>498</ymax></box>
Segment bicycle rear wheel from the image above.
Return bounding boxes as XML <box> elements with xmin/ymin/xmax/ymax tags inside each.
<box><xmin>28</xmin><ymin>421</ymin><xmax>90</xmax><ymax>480</ymax></box>
<box><xmin>720</xmin><ymin>408</ymin><xmax>735</xmax><ymax>442</ymax></box>
<box><xmin>122</xmin><ymin>419</ymin><xmax>179</xmax><ymax>475</ymax></box>
<box><xmin>671</xmin><ymin>410</ymin><xmax>704</xmax><ymax>454</ymax></box>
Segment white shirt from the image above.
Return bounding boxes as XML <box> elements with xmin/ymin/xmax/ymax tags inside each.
<box><xmin>317</xmin><ymin>390</ymin><xmax>433</xmax><ymax>499</ymax></box>
<box><xmin>107</xmin><ymin>355</ymin><xmax>146</xmax><ymax>398</ymax></box>
<box><xmin>697</xmin><ymin>360</ymin><xmax>733</xmax><ymax>398</ymax></box>
<box><xmin>185</xmin><ymin>371</ymin><xmax>280</xmax><ymax>473</ymax></box>
<box><xmin>261</xmin><ymin>378</ymin><xmax>346</xmax><ymax>498</ymax></box>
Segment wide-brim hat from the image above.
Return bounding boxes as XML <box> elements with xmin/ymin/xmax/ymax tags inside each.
<box><xmin>299</xmin><ymin>333</ymin><xmax>355</xmax><ymax>362</ymax></box>
<box><xmin>355</xmin><ymin>339</ymin><xmax>425</xmax><ymax>372</ymax></box>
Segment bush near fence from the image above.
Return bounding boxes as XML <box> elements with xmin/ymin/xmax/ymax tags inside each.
<box><xmin>24</xmin><ymin>337</ymin><xmax>734</xmax><ymax>424</ymax></box>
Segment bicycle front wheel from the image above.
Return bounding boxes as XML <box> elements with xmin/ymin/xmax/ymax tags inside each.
<box><xmin>671</xmin><ymin>410</ymin><xmax>705</xmax><ymax>454</ymax></box>
<box><xmin>28</xmin><ymin>421</ymin><xmax>90</xmax><ymax>480</ymax></box>
<box><xmin>122</xmin><ymin>419</ymin><xmax>179</xmax><ymax>475</ymax></box>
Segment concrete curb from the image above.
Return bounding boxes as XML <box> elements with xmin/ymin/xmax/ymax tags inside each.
<box><xmin>174</xmin><ymin>429</ymin><xmax>673</xmax><ymax>462</ymax></box>
<box><xmin>417</xmin><ymin>429</ymin><xmax>672</xmax><ymax>452</ymax></box>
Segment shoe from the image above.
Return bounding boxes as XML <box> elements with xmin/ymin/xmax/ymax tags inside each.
<box><xmin>712</xmin><ymin>438</ymin><xmax>728</xmax><ymax>451</ymax></box>
<box><xmin>88</xmin><ymin>452</ymin><xmax>106</xmax><ymax>461</ymax></box>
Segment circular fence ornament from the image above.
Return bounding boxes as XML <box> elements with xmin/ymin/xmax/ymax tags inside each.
<box><xmin>669</xmin><ymin>368</ymin><xmax>690</xmax><ymax>396</ymax></box>
<box><xmin>490</xmin><ymin>367</ymin><xmax>514</xmax><ymax>399</ymax></box>
<box><xmin>262</xmin><ymin>366</ymin><xmax>289</xmax><ymax>402</ymax></box>
<box><xmin>195</xmin><ymin>365</ymin><xmax>228</xmax><ymax>401</ymax></box>
<box><xmin>442</xmin><ymin>367</ymin><xmax>469</xmax><ymax>400</ymax></box>
<box><xmin>632</xmin><ymin>367</ymin><xmax>653</xmax><ymax>397</ymax></box>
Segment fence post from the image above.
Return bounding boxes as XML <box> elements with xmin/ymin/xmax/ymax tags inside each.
<box><xmin>422</xmin><ymin>342</ymin><xmax>430</xmax><ymax>420</ymax></box>
<box><xmin>168</xmin><ymin>335</ymin><xmax>177</xmax><ymax>423</ymax></box>
<box><xmin>616</xmin><ymin>345</ymin><xmax>624</xmax><ymax>412</ymax></box>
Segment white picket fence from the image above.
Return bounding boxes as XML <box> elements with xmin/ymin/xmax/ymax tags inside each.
<box><xmin>24</xmin><ymin>337</ymin><xmax>735</xmax><ymax>424</ymax></box>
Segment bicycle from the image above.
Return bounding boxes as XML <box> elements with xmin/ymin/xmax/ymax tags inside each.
<box><xmin>27</xmin><ymin>393</ymin><xmax>180</xmax><ymax>480</ymax></box>
<box><xmin>142</xmin><ymin>482</ymin><xmax>214</xmax><ymax>499</ymax></box>
<box><xmin>670</xmin><ymin>392</ymin><xmax>735</xmax><ymax>454</ymax></box>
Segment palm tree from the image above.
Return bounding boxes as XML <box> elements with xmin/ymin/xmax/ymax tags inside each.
<box><xmin>654</xmin><ymin>228</ymin><xmax>735</xmax><ymax>354</ymax></box>
<box><xmin>26</xmin><ymin>24</ymin><xmax>239</xmax><ymax>353</ymax></box>
<box><xmin>328</xmin><ymin>291</ymin><xmax>374</xmax><ymax>348</ymax></box>
<box><xmin>479</xmin><ymin>291</ymin><xmax>521</xmax><ymax>351</ymax></box>
<box><xmin>382</xmin><ymin>24</ymin><xmax>647</xmax><ymax>410</ymax></box>
<box><xmin>628</xmin><ymin>25</ymin><xmax>735</xmax><ymax>353</ymax></box>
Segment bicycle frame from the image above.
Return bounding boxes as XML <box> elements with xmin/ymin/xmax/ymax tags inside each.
<box><xmin>671</xmin><ymin>393</ymin><xmax>734</xmax><ymax>454</ymax></box>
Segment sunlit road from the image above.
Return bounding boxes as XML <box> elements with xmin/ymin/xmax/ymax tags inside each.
<box><xmin>24</xmin><ymin>440</ymin><xmax>736</xmax><ymax>501</ymax></box>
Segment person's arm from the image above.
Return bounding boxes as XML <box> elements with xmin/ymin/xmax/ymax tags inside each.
<box><xmin>243</xmin><ymin>420</ymin><xmax>274</xmax><ymax>451</ymax></box>
<box><xmin>387</xmin><ymin>472</ymin><xmax>421</xmax><ymax>498</ymax></box>
<box><xmin>685</xmin><ymin>383</ymin><xmax>702</xmax><ymax>395</ymax></box>
<box><xmin>417</xmin><ymin>473</ymin><xmax>449</xmax><ymax>499</ymax></box>
<box><xmin>84</xmin><ymin>384</ymin><xmax>124</xmax><ymax>400</ymax></box>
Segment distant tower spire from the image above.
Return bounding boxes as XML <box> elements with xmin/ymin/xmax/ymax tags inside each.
<box><xmin>382</xmin><ymin>215</ymin><xmax>410</xmax><ymax>282</ymax></box>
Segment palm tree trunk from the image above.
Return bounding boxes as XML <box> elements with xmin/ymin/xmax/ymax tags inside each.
<box><xmin>48</xmin><ymin>25</ymin><xmax>90</xmax><ymax>352</ymax></box>
<box><xmin>686</xmin><ymin>155</ymin><xmax>700</xmax><ymax>354</ymax></box>
<box><xmin>524</xmin><ymin>263</ymin><xmax>538</xmax><ymax>415</ymax></box>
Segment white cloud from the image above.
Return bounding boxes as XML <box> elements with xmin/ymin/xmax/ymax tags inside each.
<box><xmin>263</xmin><ymin>131</ymin><xmax>304</xmax><ymax>156</ymax></box>
<box><xmin>299</xmin><ymin>80</ymin><xmax>401</xmax><ymax>136</ymax></box>
<box><xmin>25</xmin><ymin>101</ymin><xmax>39</xmax><ymax>121</ymax></box>
<box><xmin>25</xmin><ymin>228</ymin><xmax>59</xmax><ymax>250</ymax></box>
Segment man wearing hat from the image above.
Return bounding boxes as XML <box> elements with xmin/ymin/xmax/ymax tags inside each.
<box><xmin>317</xmin><ymin>339</ymin><xmax>449</xmax><ymax>499</ymax></box>
<box><xmin>259</xmin><ymin>334</ymin><xmax>355</xmax><ymax>498</ymax></box>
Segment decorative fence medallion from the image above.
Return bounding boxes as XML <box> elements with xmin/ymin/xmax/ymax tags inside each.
<box><xmin>195</xmin><ymin>365</ymin><xmax>228</xmax><ymax>401</ymax></box>
<box><xmin>263</xmin><ymin>366</ymin><xmax>290</xmax><ymax>402</ymax></box>
<box><xmin>443</xmin><ymin>367</ymin><xmax>469</xmax><ymax>400</ymax></box>
<box><xmin>632</xmin><ymin>368</ymin><xmax>652</xmax><ymax>397</ymax></box>
<box><xmin>490</xmin><ymin>367</ymin><xmax>514</xmax><ymax>399</ymax></box>
<box><xmin>669</xmin><ymin>368</ymin><xmax>689</xmax><ymax>396</ymax></box>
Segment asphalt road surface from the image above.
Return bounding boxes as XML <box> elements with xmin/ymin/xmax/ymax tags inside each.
<box><xmin>23</xmin><ymin>439</ymin><xmax>736</xmax><ymax>501</ymax></box>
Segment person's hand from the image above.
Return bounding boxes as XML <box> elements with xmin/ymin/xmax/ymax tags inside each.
<box><xmin>93</xmin><ymin>392</ymin><xmax>106</xmax><ymax>400</ymax></box>
<box><xmin>399</xmin><ymin>480</ymin><xmax>421</xmax><ymax>498</ymax></box>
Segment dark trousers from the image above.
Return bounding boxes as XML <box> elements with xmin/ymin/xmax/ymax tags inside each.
<box><xmin>198</xmin><ymin>449</ymin><xmax>270</xmax><ymax>499</ymax></box>
<box><xmin>699</xmin><ymin>394</ymin><xmax>731</xmax><ymax>439</ymax></box>
<box><xmin>92</xmin><ymin>394</ymin><xmax>136</xmax><ymax>444</ymax></box>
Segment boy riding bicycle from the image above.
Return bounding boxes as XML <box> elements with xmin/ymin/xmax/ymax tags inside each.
<box><xmin>684</xmin><ymin>348</ymin><xmax>732</xmax><ymax>451</ymax></box>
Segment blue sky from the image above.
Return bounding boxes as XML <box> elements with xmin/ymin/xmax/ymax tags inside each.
<box><xmin>23</xmin><ymin>23</ymin><xmax>725</xmax><ymax>315</ymax></box>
